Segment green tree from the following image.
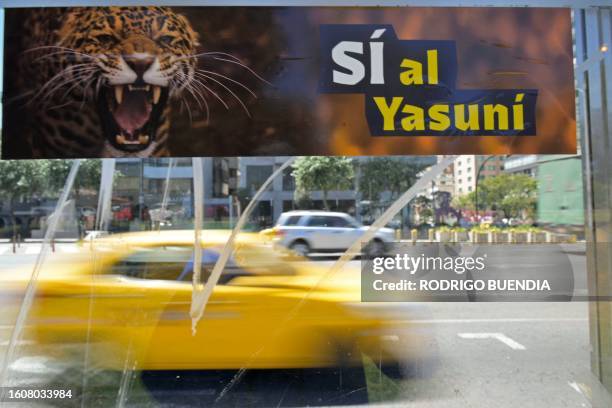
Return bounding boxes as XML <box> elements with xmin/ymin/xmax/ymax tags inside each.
<box><xmin>45</xmin><ymin>159</ymin><xmax>102</xmax><ymax>200</ymax></box>
<box><xmin>452</xmin><ymin>193</ymin><xmax>476</xmax><ymax>211</ymax></box>
<box><xmin>0</xmin><ymin>160</ymin><xmax>48</xmax><ymax>211</ymax></box>
<box><xmin>291</xmin><ymin>157</ymin><xmax>354</xmax><ymax>210</ymax></box>
<box><xmin>475</xmin><ymin>174</ymin><xmax>537</xmax><ymax>219</ymax></box>
<box><xmin>412</xmin><ymin>195</ymin><xmax>433</xmax><ymax>224</ymax></box>
<box><xmin>0</xmin><ymin>158</ymin><xmax>106</xmax><ymax>220</ymax></box>
<box><xmin>0</xmin><ymin>160</ymin><xmax>50</xmax><ymax>237</ymax></box>
<box><xmin>359</xmin><ymin>158</ymin><xmax>420</xmax><ymax>201</ymax></box>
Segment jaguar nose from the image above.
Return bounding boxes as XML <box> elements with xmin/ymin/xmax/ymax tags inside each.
<box><xmin>124</xmin><ymin>55</ymin><xmax>155</xmax><ymax>85</ymax></box>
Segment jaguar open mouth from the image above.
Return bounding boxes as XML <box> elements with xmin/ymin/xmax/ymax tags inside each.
<box><xmin>97</xmin><ymin>84</ymin><xmax>169</xmax><ymax>152</ymax></box>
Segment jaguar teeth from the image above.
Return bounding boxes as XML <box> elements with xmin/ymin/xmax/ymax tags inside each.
<box><xmin>116</xmin><ymin>134</ymin><xmax>126</xmax><ymax>144</ymax></box>
<box><xmin>114</xmin><ymin>86</ymin><xmax>123</xmax><ymax>104</ymax></box>
<box><xmin>152</xmin><ymin>86</ymin><xmax>161</xmax><ymax>104</ymax></box>
<box><xmin>139</xmin><ymin>135</ymin><xmax>150</xmax><ymax>144</ymax></box>
<box><xmin>127</xmin><ymin>84</ymin><xmax>150</xmax><ymax>91</ymax></box>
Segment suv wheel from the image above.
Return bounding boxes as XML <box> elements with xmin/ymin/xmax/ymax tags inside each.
<box><xmin>290</xmin><ymin>241</ymin><xmax>310</xmax><ymax>257</ymax></box>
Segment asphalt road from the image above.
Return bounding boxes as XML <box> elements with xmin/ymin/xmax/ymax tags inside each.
<box><xmin>0</xmin><ymin>243</ymin><xmax>610</xmax><ymax>407</ymax></box>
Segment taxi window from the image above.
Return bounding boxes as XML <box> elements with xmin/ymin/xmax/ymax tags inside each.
<box><xmin>111</xmin><ymin>246</ymin><xmax>247</xmax><ymax>284</ymax></box>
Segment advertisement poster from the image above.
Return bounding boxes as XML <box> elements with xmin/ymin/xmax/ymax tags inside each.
<box><xmin>2</xmin><ymin>7</ymin><xmax>575</xmax><ymax>158</ymax></box>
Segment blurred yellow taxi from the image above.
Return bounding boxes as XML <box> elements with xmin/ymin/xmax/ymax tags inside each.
<box><xmin>6</xmin><ymin>230</ymin><xmax>428</xmax><ymax>374</ymax></box>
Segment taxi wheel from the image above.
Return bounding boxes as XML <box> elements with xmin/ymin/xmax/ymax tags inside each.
<box><xmin>290</xmin><ymin>240</ymin><xmax>310</xmax><ymax>257</ymax></box>
<box><xmin>365</xmin><ymin>239</ymin><xmax>385</xmax><ymax>258</ymax></box>
<box><xmin>380</xmin><ymin>361</ymin><xmax>406</xmax><ymax>379</ymax></box>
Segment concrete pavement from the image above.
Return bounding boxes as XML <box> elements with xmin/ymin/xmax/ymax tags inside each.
<box><xmin>0</xmin><ymin>243</ymin><xmax>610</xmax><ymax>407</ymax></box>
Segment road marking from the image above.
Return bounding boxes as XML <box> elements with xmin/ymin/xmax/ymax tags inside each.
<box><xmin>25</xmin><ymin>244</ymin><xmax>42</xmax><ymax>255</ymax></box>
<box><xmin>0</xmin><ymin>247</ymin><xmax>8</xmax><ymax>256</ymax></box>
<box><xmin>9</xmin><ymin>356</ymin><xmax>64</xmax><ymax>374</ymax></box>
<box><xmin>59</xmin><ymin>245</ymin><xmax>79</xmax><ymax>253</ymax></box>
<box><xmin>0</xmin><ymin>340</ymin><xmax>34</xmax><ymax>347</ymax></box>
<box><xmin>412</xmin><ymin>318</ymin><xmax>586</xmax><ymax>324</ymax></box>
<box><xmin>568</xmin><ymin>381</ymin><xmax>592</xmax><ymax>407</ymax></box>
<box><xmin>458</xmin><ymin>332</ymin><xmax>526</xmax><ymax>350</ymax></box>
<box><xmin>569</xmin><ymin>381</ymin><xmax>583</xmax><ymax>394</ymax></box>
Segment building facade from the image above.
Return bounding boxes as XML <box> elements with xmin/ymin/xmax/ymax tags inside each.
<box><xmin>453</xmin><ymin>155</ymin><xmax>504</xmax><ymax>196</ymax></box>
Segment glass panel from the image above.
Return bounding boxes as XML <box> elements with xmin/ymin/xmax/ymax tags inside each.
<box><xmin>1</xmin><ymin>5</ymin><xmax>612</xmax><ymax>407</ymax></box>
<box><xmin>1</xmin><ymin>153</ymin><xmax>612</xmax><ymax>406</ymax></box>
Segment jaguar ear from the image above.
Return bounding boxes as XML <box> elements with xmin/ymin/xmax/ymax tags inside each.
<box><xmin>176</xmin><ymin>13</ymin><xmax>199</xmax><ymax>48</ymax></box>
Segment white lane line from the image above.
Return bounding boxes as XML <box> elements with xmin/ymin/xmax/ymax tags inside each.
<box><xmin>412</xmin><ymin>318</ymin><xmax>587</xmax><ymax>324</ymax></box>
<box><xmin>24</xmin><ymin>244</ymin><xmax>42</xmax><ymax>255</ymax></box>
<box><xmin>458</xmin><ymin>332</ymin><xmax>526</xmax><ymax>350</ymax></box>
<box><xmin>9</xmin><ymin>356</ymin><xmax>64</xmax><ymax>374</ymax></box>
<box><xmin>0</xmin><ymin>340</ymin><xmax>34</xmax><ymax>347</ymax></box>
<box><xmin>569</xmin><ymin>381</ymin><xmax>583</xmax><ymax>394</ymax></box>
<box><xmin>59</xmin><ymin>245</ymin><xmax>78</xmax><ymax>253</ymax></box>
<box><xmin>568</xmin><ymin>381</ymin><xmax>592</xmax><ymax>407</ymax></box>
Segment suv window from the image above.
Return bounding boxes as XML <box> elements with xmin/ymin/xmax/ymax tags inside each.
<box><xmin>280</xmin><ymin>215</ymin><xmax>302</xmax><ymax>226</ymax></box>
<box><xmin>306</xmin><ymin>216</ymin><xmax>331</xmax><ymax>227</ymax></box>
<box><xmin>306</xmin><ymin>215</ymin><xmax>351</xmax><ymax>227</ymax></box>
<box><xmin>330</xmin><ymin>217</ymin><xmax>351</xmax><ymax>228</ymax></box>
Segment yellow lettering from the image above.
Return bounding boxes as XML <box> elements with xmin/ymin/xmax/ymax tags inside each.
<box><xmin>399</xmin><ymin>59</ymin><xmax>423</xmax><ymax>85</ymax></box>
<box><xmin>401</xmin><ymin>104</ymin><xmax>425</xmax><ymax>131</ymax></box>
<box><xmin>454</xmin><ymin>104</ymin><xmax>480</xmax><ymax>131</ymax></box>
<box><xmin>427</xmin><ymin>50</ymin><xmax>438</xmax><ymax>85</ymax></box>
<box><xmin>513</xmin><ymin>93</ymin><xmax>525</xmax><ymax>130</ymax></box>
<box><xmin>484</xmin><ymin>104</ymin><xmax>509</xmax><ymax>130</ymax></box>
<box><xmin>428</xmin><ymin>104</ymin><xmax>450</xmax><ymax>131</ymax></box>
<box><xmin>373</xmin><ymin>97</ymin><xmax>403</xmax><ymax>131</ymax></box>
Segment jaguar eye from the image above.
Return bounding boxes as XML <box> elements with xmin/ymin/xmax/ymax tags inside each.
<box><xmin>96</xmin><ymin>34</ymin><xmax>117</xmax><ymax>44</ymax></box>
<box><xmin>157</xmin><ymin>35</ymin><xmax>175</xmax><ymax>45</ymax></box>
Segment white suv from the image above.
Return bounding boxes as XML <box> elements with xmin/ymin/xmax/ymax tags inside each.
<box><xmin>269</xmin><ymin>211</ymin><xmax>395</xmax><ymax>257</ymax></box>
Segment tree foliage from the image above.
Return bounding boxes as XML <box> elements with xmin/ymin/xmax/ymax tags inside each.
<box><xmin>0</xmin><ymin>159</ymin><xmax>103</xmax><ymax>211</ymax></box>
<box><xmin>0</xmin><ymin>160</ymin><xmax>48</xmax><ymax>205</ymax></box>
<box><xmin>452</xmin><ymin>194</ymin><xmax>475</xmax><ymax>211</ymax></box>
<box><xmin>45</xmin><ymin>159</ymin><xmax>102</xmax><ymax>196</ymax></box>
<box><xmin>359</xmin><ymin>158</ymin><xmax>420</xmax><ymax>201</ymax></box>
<box><xmin>291</xmin><ymin>157</ymin><xmax>354</xmax><ymax>210</ymax></box>
<box><xmin>453</xmin><ymin>174</ymin><xmax>537</xmax><ymax>219</ymax></box>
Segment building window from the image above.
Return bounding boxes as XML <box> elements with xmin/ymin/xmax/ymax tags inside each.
<box><xmin>212</xmin><ymin>158</ymin><xmax>230</xmax><ymax>198</ymax></box>
<box><xmin>543</xmin><ymin>174</ymin><xmax>554</xmax><ymax>192</ymax></box>
<box><xmin>246</xmin><ymin>165</ymin><xmax>273</xmax><ymax>191</ymax></box>
<box><xmin>282</xmin><ymin>168</ymin><xmax>295</xmax><ymax>191</ymax></box>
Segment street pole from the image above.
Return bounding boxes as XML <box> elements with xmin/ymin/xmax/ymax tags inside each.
<box><xmin>228</xmin><ymin>195</ymin><xmax>233</xmax><ymax>228</ymax></box>
<box><xmin>139</xmin><ymin>159</ymin><xmax>145</xmax><ymax>221</ymax></box>
<box><xmin>431</xmin><ymin>180</ymin><xmax>436</xmax><ymax>225</ymax></box>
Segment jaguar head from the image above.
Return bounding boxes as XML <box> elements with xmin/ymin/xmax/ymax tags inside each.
<box><xmin>56</xmin><ymin>7</ymin><xmax>199</xmax><ymax>152</ymax></box>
